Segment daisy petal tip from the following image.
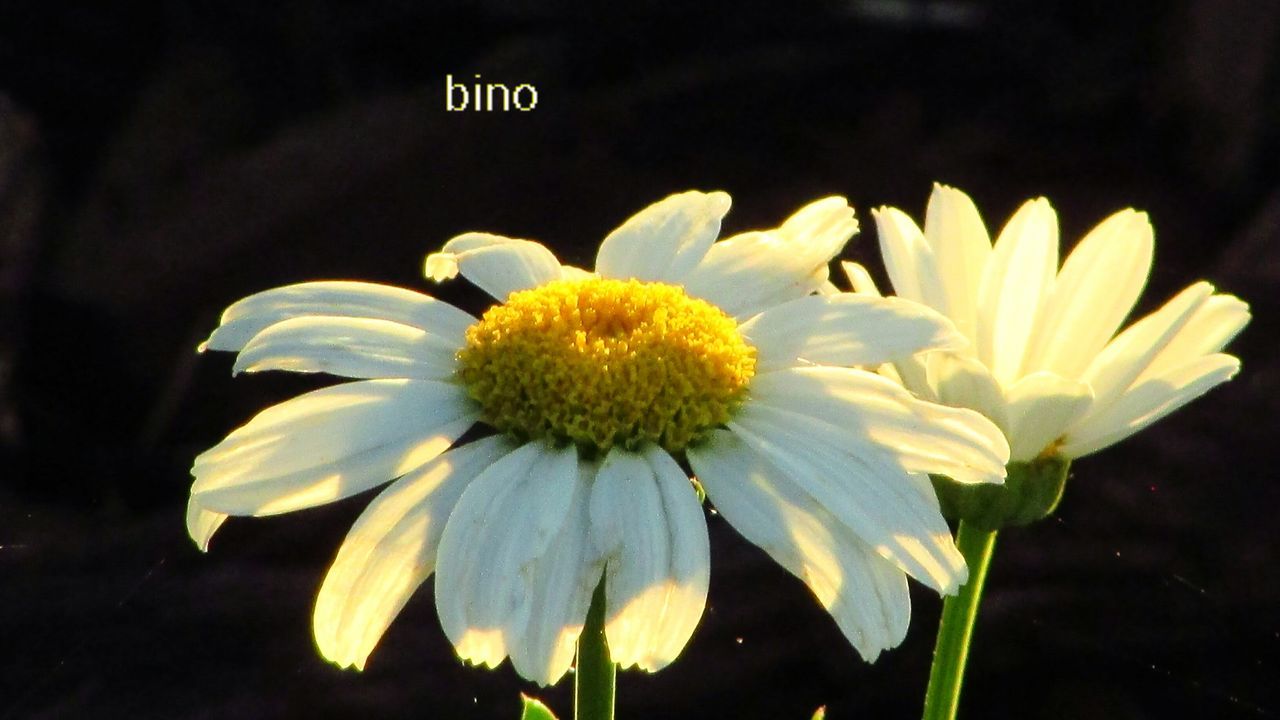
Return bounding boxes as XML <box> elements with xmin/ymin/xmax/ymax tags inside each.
<box><xmin>423</xmin><ymin>252</ymin><xmax>460</xmax><ymax>283</ymax></box>
<box><xmin>707</xmin><ymin>189</ymin><xmax>732</xmax><ymax>210</ymax></box>
<box><xmin>185</xmin><ymin>498</ymin><xmax>228</xmax><ymax>553</ymax></box>
<box><xmin>841</xmin><ymin>261</ymin><xmax>881</xmax><ymax>296</ymax></box>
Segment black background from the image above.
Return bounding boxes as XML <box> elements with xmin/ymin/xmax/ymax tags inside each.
<box><xmin>1</xmin><ymin>2</ymin><xmax>1278</xmax><ymax>718</ymax></box>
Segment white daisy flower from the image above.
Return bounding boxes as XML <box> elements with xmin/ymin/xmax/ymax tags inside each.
<box><xmin>187</xmin><ymin>190</ymin><xmax>1009</xmax><ymax>686</ymax></box>
<box><xmin>845</xmin><ymin>183</ymin><xmax>1249</xmax><ymax>463</ymax></box>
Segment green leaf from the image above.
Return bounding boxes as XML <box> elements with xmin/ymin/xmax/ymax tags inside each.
<box><xmin>520</xmin><ymin>694</ymin><xmax>559</xmax><ymax>720</ymax></box>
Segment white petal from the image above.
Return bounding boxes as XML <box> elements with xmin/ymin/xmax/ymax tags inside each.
<box><xmin>594</xmin><ymin>191</ymin><xmax>731</xmax><ymax>282</ymax></box>
<box><xmin>1002</xmin><ymin>372</ymin><xmax>1094</xmax><ymax>462</ymax></box>
<box><xmin>689</xmin><ymin>430</ymin><xmax>911</xmax><ymax>659</ymax></box>
<box><xmin>232</xmin><ymin>316</ymin><xmax>460</xmax><ymax>380</ymax></box>
<box><xmin>434</xmin><ymin>442</ymin><xmax>588</xmax><ymax>683</ymax></box>
<box><xmin>726</xmin><ymin>405</ymin><xmax>967</xmax><ymax>593</ymax></box>
<box><xmin>559</xmin><ymin>264</ymin><xmax>596</xmax><ymax>281</ymax></box>
<box><xmin>202</xmin><ymin>281</ymin><xmax>475</xmax><ymax>353</ymax></box>
<box><xmin>892</xmin><ymin>354</ymin><xmax>939</xmax><ymax>401</ymax></box>
<box><xmin>1061</xmin><ymin>353</ymin><xmax>1240</xmax><ymax>458</ymax></box>
<box><xmin>739</xmin><ymin>294</ymin><xmax>966</xmax><ymax>372</ymax></box>
<box><xmin>589</xmin><ymin>446</ymin><xmax>709</xmax><ymax>672</ymax></box>
<box><xmin>976</xmin><ymin>198</ymin><xmax>1059</xmax><ymax>384</ymax></box>
<box><xmin>874</xmin><ymin>207</ymin><xmax>944</xmax><ymax>309</ymax></box>
<box><xmin>1079</xmin><ymin>282</ymin><xmax>1212</xmax><ymax>414</ymax></box>
<box><xmin>1137</xmin><ymin>293</ymin><xmax>1250</xmax><ymax>382</ymax></box>
<box><xmin>841</xmin><ymin>261</ymin><xmax>881</xmax><ymax>296</ymax></box>
<box><xmin>777</xmin><ymin>196</ymin><xmax>859</xmax><ymax>250</ymax></box>
<box><xmin>192</xmin><ymin>380</ymin><xmax>477</xmax><ymax>515</ymax></box>
<box><xmin>424</xmin><ymin>233</ymin><xmax>563</xmax><ymax>301</ymax></box>
<box><xmin>682</xmin><ymin>197</ymin><xmax>856</xmax><ymax>317</ymax></box>
<box><xmin>1020</xmin><ymin>209</ymin><xmax>1154</xmax><ymax>378</ymax></box>
<box><xmin>922</xmin><ymin>184</ymin><xmax>992</xmax><ymax>340</ymax></box>
<box><xmin>505</xmin><ymin>462</ymin><xmax>598</xmax><ymax>686</ymax></box>
<box><xmin>314</xmin><ymin>436</ymin><xmax>514</xmax><ymax>670</ymax></box>
<box><xmin>186</xmin><ymin>495</ymin><xmax>228</xmax><ymax>552</ymax></box>
<box><xmin>749</xmin><ymin>367</ymin><xmax>1008</xmax><ymax>485</ymax></box>
<box><xmin>926</xmin><ymin>352</ymin><xmax>1010</xmax><ymax>433</ymax></box>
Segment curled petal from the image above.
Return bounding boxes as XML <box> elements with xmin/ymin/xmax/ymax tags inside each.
<box><xmin>425</xmin><ymin>232</ymin><xmax>563</xmax><ymax>301</ymax></box>
<box><xmin>185</xmin><ymin>496</ymin><xmax>228</xmax><ymax>552</ymax></box>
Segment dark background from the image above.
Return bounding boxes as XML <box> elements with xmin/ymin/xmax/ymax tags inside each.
<box><xmin>1</xmin><ymin>2</ymin><xmax>1277</xmax><ymax>718</ymax></box>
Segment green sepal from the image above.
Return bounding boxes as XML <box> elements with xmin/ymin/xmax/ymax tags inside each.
<box><xmin>931</xmin><ymin>456</ymin><xmax>1071</xmax><ymax>531</ymax></box>
<box><xmin>520</xmin><ymin>694</ymin><xmax>559</xmax><ymax>720</ymax></box>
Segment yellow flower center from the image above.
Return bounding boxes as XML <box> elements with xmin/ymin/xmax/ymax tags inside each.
<box><xmin>457</xmin><ymin>278</ymin><xmax>756</xmax><ymax>453</ymax></box>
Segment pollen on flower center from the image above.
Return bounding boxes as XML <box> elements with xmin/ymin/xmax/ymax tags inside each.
<box><xmin>457</xmin><ymin>277</ymin><xmax>757</xmax><ymax>453</ymax></box>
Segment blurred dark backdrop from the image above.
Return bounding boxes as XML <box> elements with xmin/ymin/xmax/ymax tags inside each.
<box><xmin>1</xmin><ymin>2</ymin><xmax>1277</xmax><ymax>718</ymax></box>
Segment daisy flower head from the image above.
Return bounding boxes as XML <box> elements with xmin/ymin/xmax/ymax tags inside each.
<box><xmin>844</xmin><ymin>183</ymin><xmax>1249</xmax><ymax>464</ymax></box>
<box><xmin>187</xmin><ymin>190</ymin><xmax>1010</xmax><ymax>685</ymax></box>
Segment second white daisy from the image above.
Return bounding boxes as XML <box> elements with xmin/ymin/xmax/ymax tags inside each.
<box><xmin>846</xmin><ymin>184</ymin><xmax>1249</xmax><ymax>463</ymax></box>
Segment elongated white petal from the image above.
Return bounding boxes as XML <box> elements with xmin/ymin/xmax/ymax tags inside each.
<box><xmin>434</xmin><ymin>442</ymin><xmax>586</xmax><ymax>682</ymax></box>
<box><xmin>232</xmin><ymin>316</ymin><xmax>461</xmax><ymax>380</ymax></box>
<box><xmin>424</xmin><ymin>232</ymin><xmax>563</xmax><ymax>301</ymax></box>
<box><xmin>314</xmin><ymin>436</ymin><xmax>514</xmax><ymax>670</ymax></box>
<box><xmin>727</xmin><ymin>406</ymin><xmax>967</xmax><ymax>593</ymax></box>
<box><xmin>892</xmin><ymin>354</ymin><xmax>939</xmax><ymax>401</ymax></box>
<box><xmin>683</xmin><ymin>198</ymin><xmax>856</xmax><ymax>317</ymax></box>
<box><xmin>749</xmin><ymin>367</ymin><xmax>1008</xmax><ymax>485</ymax></box>
<box><xmin>589</xmin><ymin>446</ymin><xmax>709</xmax><ymax>672</ymax></box>
<box><xmin>1002</xmin><ymin>372</ymin><xmax>1094</xmax><ymax>461</ymax></box>
<box><xmin>777</xmin><ymin>196</ymin><xmax>858</xmax><ymax>250</ymax></box>
<box><xmin>976</xmin><ymin>198</ymin><xmax>1059</xmax><ymax>384</ymax></box>
<box><xmin>841</xmin><ymin>261</ymin><xmax>881</xmax><ymax>296</ymax></box>
<box><xmin>1061</xmin><ymin>353</ymin><xmax>1240</xmax><ymax>458</ymax></box>
<box><xmin>192</xmin><ymin>380</ymin><xmax>477</xmax><ymax>515</ymax></box>
<box><xmin>1137</xmin><ymin>293</ymin><xmax>1250</xmax><ymax>382</ymax></box>
<box><xmin>595</xmin><ymin>191</ymin><xmax>731</xmax><ymax>282</ymax></box>
<box><xmin>689</xmin><ymin>430</ymin><xmax>911</xmax><ymax>659</ymax></box>
<box><xmin>927</xmin><ymin>352</ymin><xmax>1009</xmax><ymax>433</ymax></box>
<box><xmin>875</xmin><ymin>207</ymin><xmax>938</xmax><ymax>308</ymax></box>
<box><xmin>839</xmin><ymin>262</ymin><xmax>946</xmax><ymax>402</ymax></box>
<box><xmin>922</xmin><ymin>184</ymin><xmax>992</xmax><ymax>340</ymax></box>
<box><xmin>739</xmin><ymin>294</ymin><xmax>965</xmax><ymax>372</ymax></box>
<box><xmin>1020</xmin><ymin>209</ymin><xmax>1154</xmax><ymax>378</ymax></box>
<box><xmin>504</xmin><ymin>461</ymin><xmax>598</xmax><ymax>686</ymax></box>
<box><xmin>1080</xmin><ymin>282</ymin><xmax>1212</xmax><ymax>413</ymax></box>
<box><xmin>203</xmin><ymin>281</ymin><xmax>475</xmax><ymax>353</ymax></box>
<box><xmin>186</xmin><ymin>496</ymin><xmax>228</xmax><ymax>552</ymax></box>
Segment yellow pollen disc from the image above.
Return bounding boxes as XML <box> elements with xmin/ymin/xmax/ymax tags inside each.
<box><xmin>457</xmin><ymin>278</ymin><xmax>757</xmax><ymax>453</ymax></box>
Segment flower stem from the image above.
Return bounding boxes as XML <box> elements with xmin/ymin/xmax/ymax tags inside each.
<box><xmin>922</xmin><ymin>521</ymin><xmax>998</xmax><ymax>720</ymax></box>
<box><xmin>575</xmin><ymin>577</ymin><xmax>615</xmax><ymax>720</ymax></box>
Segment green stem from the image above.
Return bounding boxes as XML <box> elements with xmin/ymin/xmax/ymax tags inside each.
<box><xmin>575</xmin><ymin>577</ymin><xmax>615</xmax><ymax>720</ymax></box>
<box><xmin>922</xmin><ymin>521</ymin><xmax>998</xmax><ymax>720</ymax></box>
